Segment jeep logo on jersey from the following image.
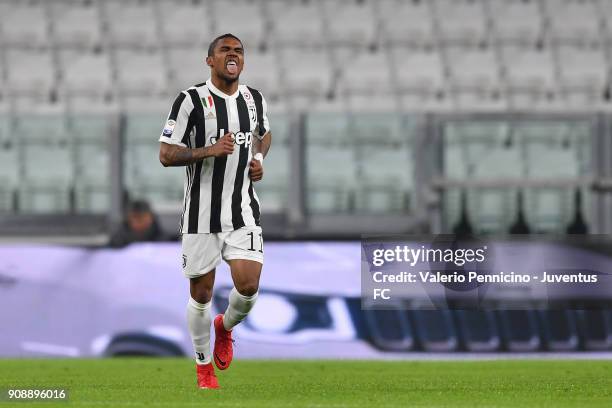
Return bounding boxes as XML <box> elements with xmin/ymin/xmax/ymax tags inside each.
<box><xmin>210</xmin><ymin>129</ymin><xmax>253</xmax><ymax>147</ymax></box>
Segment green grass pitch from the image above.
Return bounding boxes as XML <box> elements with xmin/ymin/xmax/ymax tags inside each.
<box><xmin>2</xmin><ymin>358</ymin><xmax>612</xmax><ymax>407</ymax></box>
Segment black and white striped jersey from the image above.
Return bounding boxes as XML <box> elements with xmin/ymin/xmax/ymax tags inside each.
<box><xmin>159</xmin><ymin>79</ymin><xmax>270</xmax><ymax>234</ymax></box>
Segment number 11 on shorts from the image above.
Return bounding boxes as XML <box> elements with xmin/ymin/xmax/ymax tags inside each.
<box><xmin>247</xmin><ymin>231</ymin><xmax>263</xmax><ymax>253</ymax></box>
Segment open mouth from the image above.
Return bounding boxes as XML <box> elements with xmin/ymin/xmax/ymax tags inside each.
<box><xmin>226</xmin><ymin>60</ymin><xmax>238</xmax><ymax>74</ymax></box>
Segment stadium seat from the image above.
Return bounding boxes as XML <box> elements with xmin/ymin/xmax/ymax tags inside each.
<box><xmin>455</xmin><ymin>310</ymin><xmax>501</xmax><ymax>351</ymax></box>
<box><xmin>356</xmin><ymin>147</ymin><xmax>413</xmax><ymax>213</ymax></box>
<box><xmin>578</xmin><ymin>309</ymin><xmax>612</xmax><ymax>350</ymax></box>
<box><xmin>412</xmin><ymin>310</ymin><xmax>458</xmax><ymax>351</ymax></box>
<box><xmin>347</xmin><ymin>93</ymin><xmax>404</xmax><ymax>113</ymax></box>
<box><xmin>119</xmin><ymin>95</ymin><xmax>176</xmax><ymax>113</ymax></box>
<box><xmin>124</xmin><ymin>113</ymin><xmax>183</xmax><ymax>207</ymax></box>
<box><xmin>238</xmin><ymin>51</ymin><xmax>283</xmax><ymax>100</ymax></box>
<box><xmin>593</xmin><ymin>0</ymin><xmax>612</xmax><ymax>43</ymax></box>
<box><xmin>472</xmin><ymin>189</ymin><xmax>516</xmax><ymax>233</ymax></box>
<box><xmin>443</xmin><ymin>189</ymin><xmax>469</xmax><ymax>231</ymax></box>
<box><xmin>5</xmin><ymin>50</ymin><xmax>56</xmax><ymax>100</ymax></box>
<box><xmin>443</xmin><ymin>141</ymin><xmax>469</xmax><ymax>180</ymax></box>
<box><xmin>265</xmin><ymin>97</ymin><xmax>292</xmax><ymax>116</ymax></box>
<box><xmin>157</xmin><ymin>1</ymin><xmax>213</xmax><ymax>48</ymax></box>
<box><xmin>446</xmin><ymin>47</ymin><xmax>501</xmax><ymax>97</ymax></box>
<box><xmin>125</xmin><ymin>113</ymin><xmax>168</xmax><ymax>144</ymax></box>
<box><xmin>559</xmin><ymin>89</ymin><xmax>607</xmax><ymax>111</ymax></box>
<box><xmin>0</xmin><ymin>115</ymin><xmax>17</xmax><ymax>212</ymax></box>
<box><xmin>350</xmin><ymin>112</ymin><xmax>408</xmax><ymax>145</ymax></box>
<box><xmin>213</xmin><ymin>0</ymin><xmax>267</xmax><ymax>51</ymax></box>
<box><xmin>114</xmin><ymin>50</ymin><xmax>168</xmax><ymax>98</ymax></box>
<box><xmin>545</xmin><ymin>0</ymin><xmax>602</xmax><ymax>44</ymax></box>
<box><xmin>322</xmin><ymin>0</ymin><xmax>378</xmax><ymax>48</ymax></box>
<box><xmin>399</xmin><ymin>92</ymin><xmax>455</xmax><ymax>112</ymax></box>
<box><xmin>337</xmin><ymin>49</ymin><xmax>394</xmax><ymax>95</ymax></box>
<box><xmin>269</xmin><ymin>0</ymin><xmax>325</xmax><ymax>47</ymax></box>
<box><xmin>51</xmin><ymin>2</ymin><xmax>102</xmax><ymax>49</ymax></box>
<box><xmin>125</xmin><ymin>139</ymin><xmax>184</xmax><ymax>209</ymax></box>
<box><xmin>444</xmin><ymin>121</ymin><xmax>509</xmax><ymax>146</ymax></box>
<box><xmin>257</xmin><ymin>114</ymin><xmax>290</xmax><ymax>212</ymax></box>
<box><xmin>167</xmin><ymin>48</ymin><xmax>209</xmax><ymax>90</ymax></box>
<box><xmin>364</xmin><ymin>308</ymin><xmax>415</xmax><ymax>351</ymax></box>
<box><xmin>287</xmin><ymin>94</ymin><xmax>348</xmax><ymax>114</ymax></box>
<box><xmin>525</xmin><ymin>142</ymin><xmax>579</xmax><ymax>179</ymax></box>
<box><xmin>502</xmin><ymin>47</ymin><xmax>557</xmax><ymax>96</ymax></box>
<box><xmin>15</xmin><ymin>114</ymin><xmax>70</xmax><ymax>143</ymax></box>
<box><xmin>18</xmin><ymin>116</ymin><xmax>74</xmax><ymax>213</ymax></box>
<box><xmin>490</xmin><ymin>0</ymin><xmax>544</xmax><ymax>45</ymax></box>
<box><xmin>68</xmin><ymin>114</ymin><xmax>112</xmax><ymax>213</ymax></box>
<box><xmin>280</xmin><ymin>48</ymin><xmax>334</xmax><ymax>100</ymax></box>
<box><xmin>449</xmin><ymin>91</ymin><xmax>510</xmax><ymax>112</ymax></box>
<box><xmin>523</xmin><ymin>188</ymin><xmax>570</xmax><ymax>233</ymax></box>
<box><xmin>306</xmin><ymin>113</ymin><xmax>351</xmax><ymax>146</ymax></box>
<box><xmin>351</xmin><ymin>113</ymin><xmax>413</xmax><ymax>212</ymax></box>
<box><xmin>557</xmin><ymin>46</ymin><xmax>607</xmax><ymax>107</ymax></box>
<box><xmin>74</xmin><ymin>142</ymin><xmax>111</xmax><ymax>213</ymax></box>
<box><xmin>68</xmin><ymin>115</ymin><xmax>111</xmax><ymax>143</ymax></box>
<box><xmin>476</xmin><ymin>147</ymin><xmax>522</xmax><ymax>179</ymax></box>
<box><xmin>539</xmin><ymin>310</ymin><xmax>579</xmax><ymax>351</ymax></box>
<box><xmin>104</xmin><ymin>2</ymin><xmax>160</xmax><ymax>48</ymax></box>
<box><xmin>307</xmin><ymin>145</ymin><xmax>357</xmax><ymax>213</ymax></box>
<box><xmin>392</xmin><ymin>48</ymin><xmax>445</xmax><ymax>96</ymax></box>
<box><xmin>434</xmin><ymin>0</ymin><xmax>489</xmax><ymax>46</ymax></box>
<box><xmin>498</xmin><ymin>310</ymin><xmax>541</xmax><ymax>351</ymax></box>
<box><xmin>444</xmin><ymin>121</ymin><xmax>519</xmax><ymax>179</ymax></box>
<box><xmin>379</xmin><ymin>0</ymin><xmax>435</xmax><ymax>47</ymax></box>
<box><xmin>59</xmin><ymin>50</ymin><xmax>113</xmax><ymax>103</ymax></box>
<box><xmin>0</xmin><ymin>2</ymin><xmax>49</xmax><ymax>48</ymax></box>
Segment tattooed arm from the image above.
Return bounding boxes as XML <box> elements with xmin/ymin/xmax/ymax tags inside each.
<box><xmin>159</xmin><ymin>132</ymin><xmax>235</xmax><ymax>167</ymax></box>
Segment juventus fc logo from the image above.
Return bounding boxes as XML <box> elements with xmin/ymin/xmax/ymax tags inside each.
<box><xmin>196</xmin><ymin>352</ymin><xmax>206</xmax><ymax>361</ymax></box>
<box><xmin>248</xmin><ymin>105</ymin><xmax>257</xmax><ymax>123</ymax></box>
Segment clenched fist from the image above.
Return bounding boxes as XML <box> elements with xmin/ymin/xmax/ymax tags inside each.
<box><xmin>211</xmin><ymin>132</ymin><xmax>235</xmax><ymax>157</ymax></box>
<box><xmin>249</xmin><ymin>155</ymin><xmax>264</xmax><ymax>181</ymax></box>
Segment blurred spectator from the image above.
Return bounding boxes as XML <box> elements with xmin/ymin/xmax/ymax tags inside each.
<box><xmin>109</xmin><ymin>200</ymin><xmax>165</xmax><ymax>247</ymax></box>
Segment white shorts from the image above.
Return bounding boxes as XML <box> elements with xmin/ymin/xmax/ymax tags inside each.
<box><xmin>181</xmin><ymin>226</ymin><xmax>264</xmax><ymax>278</ymax></box>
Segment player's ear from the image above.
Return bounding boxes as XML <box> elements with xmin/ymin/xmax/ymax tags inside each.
<box><xmin>206</xmin><ymin>56</ymin><xmax>213</xmax><ymax>67</ymax></box>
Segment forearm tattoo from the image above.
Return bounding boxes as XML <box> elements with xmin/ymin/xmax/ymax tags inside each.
<box><xmin>171</xmin><ymin>148</ymin><xmax>194</xmax><ymax>165</ymax></box>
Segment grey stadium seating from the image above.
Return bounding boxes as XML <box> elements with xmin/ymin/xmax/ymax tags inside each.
<box><xmin>0</xmin><ymin>0</ymin><xmax>602</xmax><ymax>227</ymax></box>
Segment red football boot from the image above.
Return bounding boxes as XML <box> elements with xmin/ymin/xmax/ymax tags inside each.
<box><xmin>196</xmin><ymin>363</ymin><xmax>219</xmax><ymax>389</ymax></box>
<box><xmin>213</xmin><ymin>314</ymin><xmax>234</xmax><ymax>370</ymax></box>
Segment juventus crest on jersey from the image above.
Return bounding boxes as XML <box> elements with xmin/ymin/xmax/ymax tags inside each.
<box><xmin>159</xmin><ymin>79</ymin><xmax>270</xmax><ymax>234</ymax></box>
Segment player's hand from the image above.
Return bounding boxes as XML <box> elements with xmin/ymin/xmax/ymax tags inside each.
<box><xmin>249</xmin><ymin>157</ymin><xmax>264</xmax><ymax>182</ymax></box>
<box><xmin>211</xmin><ymin>133</ymin><xmax>235</xmax><ymax>157</ymax></box>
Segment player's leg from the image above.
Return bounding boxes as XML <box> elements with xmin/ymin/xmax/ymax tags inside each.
<box><xmin>187</xmin><ymin>271</ymin><xmax>216</xmax><ymax>364</ymax></box>
<box><xmin>213</xmin><ymin>259</ymin><xmax>261</xmax><ymax>370</ymax></box>
<box><xmin>182</xmin><ymin>233</ymin><xmax>222</xmax><ymax>388</ymax></box>
<box><xmin>213</xmin><ymin>226</ymin><xmax>264</xmax><ymax>370</ymax></box>
<box><xmin>223</xmin><ymin>259</ymin><xmax>261</xmax><ymax>328</ymax></box>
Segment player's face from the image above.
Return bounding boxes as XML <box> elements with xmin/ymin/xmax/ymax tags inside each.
<box><xmin>207</xmin><ymin>38</ymin><xmax>244</xmax><ymax>82</ymax></box>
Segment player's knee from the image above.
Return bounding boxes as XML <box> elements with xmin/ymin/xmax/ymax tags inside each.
<box><xmin>190</xmin><ymin>287</ymin><xmax>213</xmax><ymax>304</ymax></box>
<box><xmin>236</xmin><ymin>282</ymin><xmax>259</xmax><ymax>297</ymax></box>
